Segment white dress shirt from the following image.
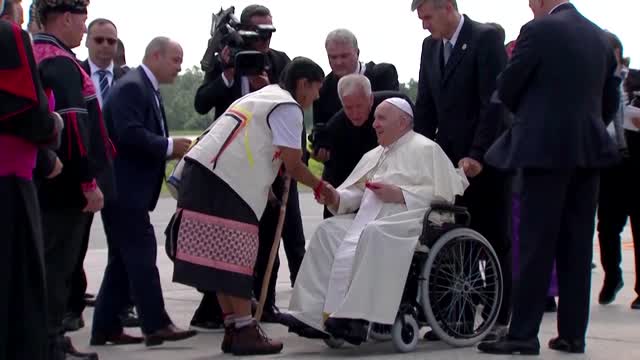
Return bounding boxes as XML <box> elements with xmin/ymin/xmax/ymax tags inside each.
<box><xmin>89</xmin><ymin>59</ymin><xmax>114</xmax><ymax>108</ymax></box>
<box><xmin>443</xmin><ymin>14</ymin><xmax>465</xmax><ymax>48</ymax></box>
<box><xmin>140</xmin><ymin>64</ymin><xmax>173</xmax><ymax>158</ymax></box>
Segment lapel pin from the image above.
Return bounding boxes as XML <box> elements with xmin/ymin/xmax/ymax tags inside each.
<box><xmin>462</xmin><ymin>43</ymin><xmax>468</xmax><ymax>50</ymax></box>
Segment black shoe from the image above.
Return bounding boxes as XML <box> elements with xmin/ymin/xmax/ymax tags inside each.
<box><xmin>631</xmin><ymin>297</ymin><xmax>640</xmax><ymax>310</ymax></box>
<box><xmin>548</xmin><ymin>336</ymin><xmax>585</xmax><ymax>354</ymax></box>
<box><xmin>545</xmin><ymin>297</ymin><xmax>557</xmax><ymax>313</ymax></box>
<box><xmin>324</xmin><ymin>318</ymin><xmax>368</xmax><ymax>346</ymax></box>
<box><xmin>62</xmin><ymin>336</ymin><xmax>99</xmax><ymax>360</ymax></box>
<box><xmin>599</xmin><ymin>278</ymin><xmax>624</xmax><ymax>305</ymax></box>
<box><xmin>283</xmin><ymin>314</ymin><xmax>329</xmax><ymax>339</ymax></box>
<box><xmin>423</xmin><ymin>329</ymin><xmax>440</xmax><ymax>341</ymax></box>
<box><xmin>261</xmin><ymin>305</ymin><xmax>283</xmax><ymax>324</ymax></box>
<box><xmin>118</xmin><ymin>307</ymin><xmax>140</xmax><ymax>328</ymax></box>
<box><xmin>189</xmin><ymin>319</ymin><xmax>224</xmax><ymax>333</ymax></box>
<box><xmin>477</xmin><ymin>336</ymin><xmax>540</xmax><ymax>355</ymax></box>
<box><xmin>62</xmin><ymin>313</ymin><xmax>85</xmax><ymax>332</ymax></box>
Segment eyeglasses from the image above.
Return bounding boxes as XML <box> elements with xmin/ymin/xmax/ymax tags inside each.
<box><xmin>93</xmin><ymin>36</ymin><xmax>117</xmax><ymax>45</ymax></box>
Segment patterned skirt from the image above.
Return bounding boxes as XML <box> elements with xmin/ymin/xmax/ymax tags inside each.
<box><xmin>173</xmin><ymin>159</ymin><xmax>259</xmax><ymax>299</ymax></box>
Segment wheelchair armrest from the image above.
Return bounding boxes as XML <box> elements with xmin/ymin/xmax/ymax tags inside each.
<box><xmin>425</xmin><ymin>201</ymin><xmax>471</xmax><ymax>227</ymax></box>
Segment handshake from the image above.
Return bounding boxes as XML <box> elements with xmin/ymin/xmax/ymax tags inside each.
<box><xmin>313</xmin><ymin>180</ymin><xmax>339</xmax><ymax>207</ymax></box>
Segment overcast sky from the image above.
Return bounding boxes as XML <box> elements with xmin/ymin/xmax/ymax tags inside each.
<box><xmin>22</xmin><ymin>0</ymin><xmax>637</xmax><ymax>82</ymax></box>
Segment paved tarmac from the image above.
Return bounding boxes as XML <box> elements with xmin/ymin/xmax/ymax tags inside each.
<box><xmin>72</xmin><ymin>193</ymin><xmax>640</xmax><ymax>359</ymax></box>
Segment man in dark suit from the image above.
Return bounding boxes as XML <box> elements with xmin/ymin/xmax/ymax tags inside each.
<box><xmin>479</xmin><ymin>1</ymin><xmax>621</xmax><ymax>355</ymax></box>
<box><xmin>411</xmin><ymin>0</ymin><xmax>511</xmax><ymax>338</ymax></box>
<box><xmin>90</xmin><ymin>37</ymin><xmax>196</xmax><ymax>347</ymax></box>
<box><xmin>191</xmin><ymin>4</ymin><xmax>302</xmax><ymax>329</ymax></box>
<box><xmin>63</xmin><ymin>17</ymin><xmax>137</xmax><ymax>332</ymax></box>
<box><xmin>312</xmin><ymin>28</ymin><xmax>399</xmax><ymax>128</ymax></box>
<box><xmin>311</xmin><ymin>74</ymin><xmax>412</xmax><ymax>218</ymax></box>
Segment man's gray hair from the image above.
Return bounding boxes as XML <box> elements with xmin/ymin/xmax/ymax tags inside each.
<box><xmin>337</xmin><ymin>74</ymin><xmax>372</xmax><ymax>102</ymax></box>
<box><xmin>144</xmin><ymin>36</ymin><xmax>171</xmax><ymax>60</ymax></box>
<box><xmin>411</xmin><ymin>0</ymin><xmax>457</xmax><ymax>11</ymax></box>
<box><xmin>325</xmin><ymin>28</ymin><xmax>358</xmax><ymax>49</ymax></box>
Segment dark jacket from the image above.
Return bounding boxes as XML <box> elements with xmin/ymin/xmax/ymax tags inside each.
<box><xmin>415</xmin><ymin>15</ymin><xmax>507</xmax><ymax>164</ymax></box>
<box><xmin>103</xmin><ymin>67</ymin><xmax>169</xmax><ymax>211</ymax></box>
<box><xmin>485</xmin><ymin>3</ymin><xmax>620</xmax><ymax>169</ymax></box>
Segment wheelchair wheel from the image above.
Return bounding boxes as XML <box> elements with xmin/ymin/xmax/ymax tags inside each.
<box><xmin>420</xmin><ymin>228</ymin><xmax>503</xmax><ymax>347</ymax></box>
<box><xmin>323</xmin><ymin>337</ymin><xmax>345</xmax><ymax>349</ymax></box>
<box><xmin>391</xmin><ymin>314</ymin><xmax>419</xmax><ymax>353</ymax></box>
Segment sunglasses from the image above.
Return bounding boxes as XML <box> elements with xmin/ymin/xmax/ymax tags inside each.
<box><xmin>93</xmin><ymin>36</ymin><xmax>117</xmax><ymax>45</ymax></box>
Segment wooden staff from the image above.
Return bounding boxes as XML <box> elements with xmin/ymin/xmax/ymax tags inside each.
<box><xmin>255</xmin><ymin>175</ymin><xmax>292</xmax><ymax>322</ymax></box>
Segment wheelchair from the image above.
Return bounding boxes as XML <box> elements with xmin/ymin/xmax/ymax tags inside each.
<box><xmin>323</xmin><ymin>201</ymin><xmax>504</xmax><ymax>353</ymax></box>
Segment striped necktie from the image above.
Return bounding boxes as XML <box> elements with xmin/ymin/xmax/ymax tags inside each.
<box><xmin>97</xmin><ymin>69</ymin><xmax>111</xmax><ymax>101</ymax></box>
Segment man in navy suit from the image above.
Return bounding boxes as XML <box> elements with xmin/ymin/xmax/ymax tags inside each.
<box><xmin>91</xmin><ymin>37</ymin><xmax>196</xmax><ymax>347</ymax></box>
<box><xmin>479</xmin><ymin>0</ymin><xmax>621</xmax><ymax>355</ymax></box>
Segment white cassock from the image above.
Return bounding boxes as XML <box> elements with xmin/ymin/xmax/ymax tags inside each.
<box><xmin>288</xmin><ymin>131</ymin><xmax>469</xmax><ymax>331</ymax></box>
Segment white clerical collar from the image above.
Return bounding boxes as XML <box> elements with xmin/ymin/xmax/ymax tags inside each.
<box><xmin>549</xmin><ymin>1</ymin><xmax>570</xmax><ymax>14</ymax></box>
<box><xmin>89</xmin><ymin>59</ymin><xmax>114</xmax><ymax>76</ymax></box>
<box><xmin>385</xmin><ymin>130</ymin><xmax>414</xmax><ymax>150</ymax></box>
<box><xmin>443</xmin><ymin>14</ymin><xmax>464</xmax><ymax>47</ymax></box>
<box><xmin>140</xmin><ymin>64</ymin><xmax>160</xmax><ymax>91</ymax></box>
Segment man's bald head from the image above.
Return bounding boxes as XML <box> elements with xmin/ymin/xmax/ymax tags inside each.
<box><xmin>143</xmin><ymin>37</ymin><xmax>183</xmax><ymax>85</ymax></box>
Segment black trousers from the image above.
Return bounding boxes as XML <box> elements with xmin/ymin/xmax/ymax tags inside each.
<box><xmin>42</xmin><ymin>208</ymin><xmax>91</xmax><ymax>337</ymax></box>
<box><xmin>509</xmin><ymin>169</ymin><xmax>599</xmax><ymax>341</ymax></box>
<box><xmin>192</xmin><ymin>179</ymin><xmax>307</xmax><ymax>321</ymax></box>
<box><xmin>66</xmin><ymin>213</ymin><xmax>93</xmax><ymax>315</ymax></box>
<box><xmin>0</xmin><ymin>177</ymin><xmax>48</xmax><ymax>360</ymax></box>
<box><xmin>92</xmin><ymin>202</ymin><xmax>171</xmax><ymax>335</ymax></box>
<box><xmin>598</xmin><ymin>131</ymin><xmax>640</xmax><ymax>295</ymax></box>
<box><xmin>456</xmin><ymin>166</ymin><xmax>512</xmax><ymax>326</ymax></box>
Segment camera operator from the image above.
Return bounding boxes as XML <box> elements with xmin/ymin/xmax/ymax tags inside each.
<box><xmin>190</xmin><ymin>4</ymin><xmax>306</xmax><ymax>331</ymax></box>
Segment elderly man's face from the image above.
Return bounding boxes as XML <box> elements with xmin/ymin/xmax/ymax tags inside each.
<box><xmin>154</xmin><ymin>42</ymin><xmax>183</xmax><ymax>84</ymax></box>
<box><xmin>528</xmin><ymin>0</ymin><xmax>546</xmax><ymax>19</ymax></box>
<box><xmin>341</xmin><ymin>91</ymin><xmax>373</xmax><ymax>127</ymax></box>
<box><xmin>326</xmin><ymin>40</ymin><xmax>359</xmax><ymax>78</ymax></box>
<box><xmin>373</xmin><ymin>102</ymin><xmax>409</xmax><ymax>146</ymax></box>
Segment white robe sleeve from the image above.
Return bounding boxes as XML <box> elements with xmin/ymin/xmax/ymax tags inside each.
<box><xmin>401</xmin><ymin>189</ymin><xmax>431</xmax><ymax>210</ymax></box>
<box><xmin>329</xmin><ymin>186</ymin><xmax>364</xmax><ymax>215</ymax></box>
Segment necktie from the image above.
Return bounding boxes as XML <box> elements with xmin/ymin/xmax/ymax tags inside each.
<box><xmin>153</xmin><ymin>88</ymin><xmax>167</xmax><ymax>135</ymax></box>
<box><xmin>97</xmin><ymin>69</ymin><xmax>110</xmax><ymax>101</ymax></box>
<box><xmin>443</xmin><ymin>41</ymin><xmax>454</xmax><ymax>65</ymax></box>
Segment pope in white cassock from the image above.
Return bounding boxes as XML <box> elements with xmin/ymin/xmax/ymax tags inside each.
<box><xmin>285</xmin><ymin>97</ymin><xmax>469</xmax><ymax>343</ymax></box>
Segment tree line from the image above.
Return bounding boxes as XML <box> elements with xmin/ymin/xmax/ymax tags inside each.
<box><xmin>160</xmin><ymin>67</ymin><xmax>419</xmax><ymax>132</ymax></box>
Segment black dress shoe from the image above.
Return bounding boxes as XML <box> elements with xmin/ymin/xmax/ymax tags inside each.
<box><xmin>189</xmin><ymin>319</ymin><xmax>224</xmax><ymax>332</ymax></box>
<box><xmin>324</xmin><ymin>318</ymin><xmax>368</xmax><ymax>345</ymax></box>
<box><xmin>283</xmin><ymin>314</ymin><xmax>329</xmax><ymax>339</ymax></box>
<box><xmin>260</xmin><ymin>305</ymin><xmax>283</xmax><ymax>323</ymax></box>
<box><xmin>477</xmin><ymin>337</ymin><xmax>540</xmax><ymax>355</ymax></box>
<box><xmin>548</xmin><ymin>337</ymin><xmax>585</xmax><ymax>354</ymax></box>
<box><xmin>90</xmin><ymin>332</ymin><xmax>144</xmax><ymax>346</ymax></box>
<box><xmin>62</xmin><ymin>336</ymin><xmax>98</xmax><ymax>360</ymax></box>
<box><xmin>632</xmin><ymin>297</ymin><xmax>640</xmax><ymax>310</ymax></box>
<box><xmin>144</xmin><ymin>324</ymin><xmax>198</xmax><ymax>347</ymax></box>
<box><xmin>599</xmin><ymin>278</ymin><xmax>624</xmax><ymax>305</ymax></box>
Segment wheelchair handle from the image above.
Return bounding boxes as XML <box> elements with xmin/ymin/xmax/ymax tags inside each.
<box><xmin>426</xmin><ymin>201</ymin><xmax>471</xmax><ymax>227</ymax></box>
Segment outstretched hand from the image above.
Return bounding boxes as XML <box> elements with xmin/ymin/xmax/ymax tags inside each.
<box><xmin>314</xmin><ymin>181</ymin><xmax>339</xmax><ymax>206</ymax></box>
<box><xmin>366</xmin><ymin>181</ymin><xmax>405</xmax><ymax>204</ymax></box>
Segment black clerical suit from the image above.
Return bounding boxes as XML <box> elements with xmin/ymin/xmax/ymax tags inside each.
<box><xmin>191</xmin><ymin>48</ymin><xmax>304</xmax><ymax>323</ymax></box>
<box><xmin>484</xmin><ymin>3</ymin><xmax>620</xmax><ymax>348</ymax></box>
<box><xmin>312</xmin><ymin>61</ymin><xmax>399</xmax><ymax>127</ymax></box>
<box><xmin>314</xmin><ymin>91</ymin><xmax>412</xmax><ymax>218</ymax></box>
<box><xmin>414</xmin><ymin>15</ymin><xmax>511</xmax><ymax>326</ymax></box>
